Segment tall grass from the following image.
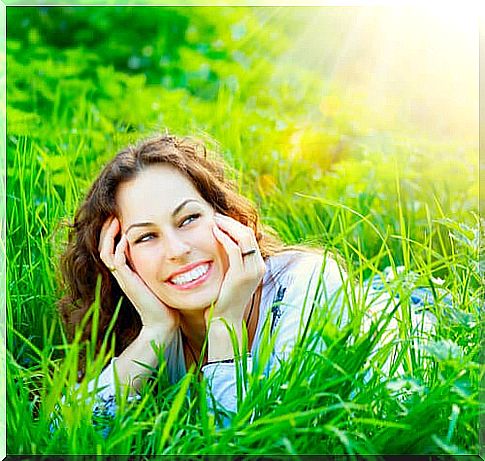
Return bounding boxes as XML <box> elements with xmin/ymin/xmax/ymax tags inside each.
<box><xmin>6</xmin><ymin>6</ymin><xmax>482</xmax><ymax>456</ymax></box>
<box><xmin>6</xmin><ymin>127</ymin><xmax>482</xmax><ymax>454</ymax></box>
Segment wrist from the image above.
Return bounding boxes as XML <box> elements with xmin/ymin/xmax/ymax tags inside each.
<box><xmin>140</xmin><ymin>323</ymin><xmax>177</xmax><ymax>343</ymax></box>
<box><xmin>207</xmin><ymin>320</ymin><xmax>243</xmax><ymax>362</ymax></box>
<box><xmin>207</xmin><ymin>313</ymin><xmax>244</xmax><ymax>328</ymax></box>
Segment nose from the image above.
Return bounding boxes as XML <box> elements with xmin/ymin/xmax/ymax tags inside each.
<box><xmin>164</xmin><ymin>231</ymin><xmax>191</xmax><ymax>261</ymax></box>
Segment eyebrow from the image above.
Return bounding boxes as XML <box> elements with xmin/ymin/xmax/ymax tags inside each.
<box><xmin>125</xmin><ymin>199</ymin><xmax>201</xmax><ymax>235</ymax></box>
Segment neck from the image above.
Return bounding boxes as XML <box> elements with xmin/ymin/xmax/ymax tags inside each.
<box><xmin>179</xmin><ymin>283</ymin><xmax>262</xmax><ymax>353</ymax></box>
<box><xmin>179</xmin><ymin>310</ymin><xmax>207</xmax><ymax>351</ymax></box>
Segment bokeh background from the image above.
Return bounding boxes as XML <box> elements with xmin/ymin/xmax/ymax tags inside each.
<box><xmin>7</xmin><ymin>5</ymin><xmax>479</xmax><ymax>321</ymax></box>
<box><xmin>6</xmin><ymin>6</ymin><xmax>481</xmax><ymax>455</ymax></box>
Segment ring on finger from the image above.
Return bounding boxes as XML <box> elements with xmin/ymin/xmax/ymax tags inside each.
<box><xmin>107</xmin><ymin>265</ymin><xmax>116</xmax><ymax>272</ymax></box>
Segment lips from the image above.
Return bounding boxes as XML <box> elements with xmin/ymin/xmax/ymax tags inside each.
<box><xmin>170</xmin><ymin>263</ymin><xmax>210</xmax><ymax>285</ymax></box>
<box><xmin>166</xmin><ymin>261</ymin><xmax>213</xmax><ymax>290</ymax></box>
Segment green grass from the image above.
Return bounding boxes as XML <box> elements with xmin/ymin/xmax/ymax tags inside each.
<box><xmin>6</xmin><ymin>6</ymin><xmax>482</xmax><ymax>457</ymax></box>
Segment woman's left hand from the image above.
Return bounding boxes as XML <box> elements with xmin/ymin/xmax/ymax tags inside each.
<box><xmin>205</xmin><ymin>213</ymin><xmax>266</xmax><ymax>326</ymax></box>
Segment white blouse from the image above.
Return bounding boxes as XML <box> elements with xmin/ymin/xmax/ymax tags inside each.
<box><xmin>93</xmin><ymin>250</ymin><xmax>348</xmax><ymax>417</ymax></box>
<box><xmin>90</xmin><ymin>249</ymin><xmax>436</xmax><ymax>422</ymax></box>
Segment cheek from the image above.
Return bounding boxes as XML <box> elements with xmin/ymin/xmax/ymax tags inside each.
<box><xmin>129</xmin><ymin>246</ymin><xmax>157</xmax><ymax>279</ymax></box>
<box><xmin>194</xmin><ymin>224</ymin><xmax>228</xmax><ymax>273</ymax></box>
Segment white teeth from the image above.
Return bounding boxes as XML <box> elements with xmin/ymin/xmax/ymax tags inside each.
<box><xmin>170</xmin><ymin>263</ymin><xmax>210</xmax><ymax>285</ymax></box>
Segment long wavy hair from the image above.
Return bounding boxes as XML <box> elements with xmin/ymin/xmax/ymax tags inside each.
<box><xmin>59</xmin><ymin>134</ymin><xmax>284</xmax><ymax>365</ymax></box>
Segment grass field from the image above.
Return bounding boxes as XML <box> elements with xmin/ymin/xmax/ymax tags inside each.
<box><xmin>5</xmin><ymin>6</ymin><xmax>482</xmax><ymax>456</ymax></box>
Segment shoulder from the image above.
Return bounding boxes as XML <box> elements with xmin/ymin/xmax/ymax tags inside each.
<box><xmin>262</xmin><ymin>249</ymin><xmax>347</xmax><ymax>317</ymax></box>
<box><xmin>266</xmin><ymin>249</ymin><xmax>320</xmax><ymax>274</ymax></box>
<box><xmin>265</xmin><ymin>249</ymin><xmax>343</xmax><ymax>287</ymax></box>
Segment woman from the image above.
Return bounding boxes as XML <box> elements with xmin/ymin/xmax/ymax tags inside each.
<box><xmin>59</xmin><ymin>134</ymin><xmax>348</xmax><ymax>418</ymax></box>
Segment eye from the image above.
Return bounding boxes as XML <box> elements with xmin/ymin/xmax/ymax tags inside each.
<box><xmin>180</xmin><ymin>213</ymin><xmax>201</xmax><ymax>227</ymax></box>
<box><xmin>134</xmin><ymin>232</ymin><xmax>156</xmax><ymax>244</ymax></box>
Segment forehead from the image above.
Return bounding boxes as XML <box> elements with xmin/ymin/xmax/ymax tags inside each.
<box><xmin>116</xmin><ymin>164</ymin><xmax>204</xmax><ymax>221</ymax></box>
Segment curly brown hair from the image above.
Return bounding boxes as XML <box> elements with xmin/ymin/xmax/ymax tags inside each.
<box><xmin>58</xmin><ymin>134</ymin><xmax>284</xmax><ymax>365</ymax></box>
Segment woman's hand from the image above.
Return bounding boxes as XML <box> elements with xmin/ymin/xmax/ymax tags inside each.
<box><xmin>98</xmin><ymin>216</ymin><xmax>180</xmax><ymax>336</ymax></box>
<box><xmin>205</xmin><ymin>213</ymin><xmax>266</xmax><ymax>326</ymax></box>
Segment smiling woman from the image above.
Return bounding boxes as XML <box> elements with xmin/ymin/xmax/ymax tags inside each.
<box><xmin>57</xmin><ymin>134</ymin><xmax>408</xmax><ymax>427</ymax></box>
<box><xmin>114</xmin><ymin>164</ymin><xmax>230</xmax><ymax>314</ymax></box>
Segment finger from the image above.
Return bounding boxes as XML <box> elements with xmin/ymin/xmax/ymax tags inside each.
<box><xmin>214</xmin><ymin>215</ymin><xmax>264</xmax><ymax>276</ymax></box>
<box><xmin>112</xmin><ymin>234</ymin><xmax>141</xmax><ymax>281</ymax></box>
<box><xmin>216</xmin><ymin>215</ymin><xmax>265</xmax><ymax>279</ymax></box>
<box><xmin>114</xmin><ymin>233</ymin><xmax>129</xmax><ymax>268</ymax></box>
<box><xmin>213</xmin><ymin>224</ymin><xmax>244</xmax><ymax>272</ymax></box>
<box><xmin>98</xmin><ymin>216</ymin><xmax>115</xmax><ymax>252</ymax></box>
<box><xmin>214</xmin><ymin>214</ymin><xmax>257</xmax><ymax>255</ymax></box>
<box><xmin>99</xmin><ymin>217</ymin><xmax>120</xmax><ymax>268</ymax></box>
<box><xmin>214</xmin><ymin>213</ymin><xmax>250</xmax><ymax>234</ymax></box>
<box><xmin>109</xmin><ymin>233</ymin><xmax>139</xmax><ymax>292</ymax></box>
<box><xmin>124</xmin><ymin>238</ymin><xmax>135</xmax><ymax>270</ymax></box>
<box><xmin>108</xmin><ymin>233</ymin><xmax>145</xmax><ymax>294</ymax></box>
<box><xmin>99</xmin><ymin>216</ymin><xmax>119</xmax><ymax>250</ymax></box>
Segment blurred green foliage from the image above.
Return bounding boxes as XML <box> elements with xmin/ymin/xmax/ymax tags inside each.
<box><xmin>7</xmin><ymin>6</ymin><xmax>479</xmax><ymax>320</ymax></box>
<box><xmin>5</xmin><ymin>6</ymin><xmax>481</xmax><ymax>456</ymax></box>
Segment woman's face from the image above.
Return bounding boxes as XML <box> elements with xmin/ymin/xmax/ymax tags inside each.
<box><xmin>116</xmin><ymin>164</ymin><xmax>228</xmax><ymax>312</ymax></box>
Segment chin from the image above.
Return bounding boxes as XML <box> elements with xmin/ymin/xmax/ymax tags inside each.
<box><xmin>151</xmin><ymin>264</ymin><xmax>224</xmax><ymax>312</ymax></box>
<box><xmin>181</xmin><ymin>292</ymin><xmax>220</xmax><ymax>312</ymax></box>
<box><xmin>159</xmin><ymin>287</ymin><xmax>220</xmax><ymax>312</ymax></box>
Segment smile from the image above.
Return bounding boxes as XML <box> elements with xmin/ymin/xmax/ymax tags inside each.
<box><xmin>167</xmin><ymin>262</ymin><xmax>212</xmax><ymax>290</ymax></box>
